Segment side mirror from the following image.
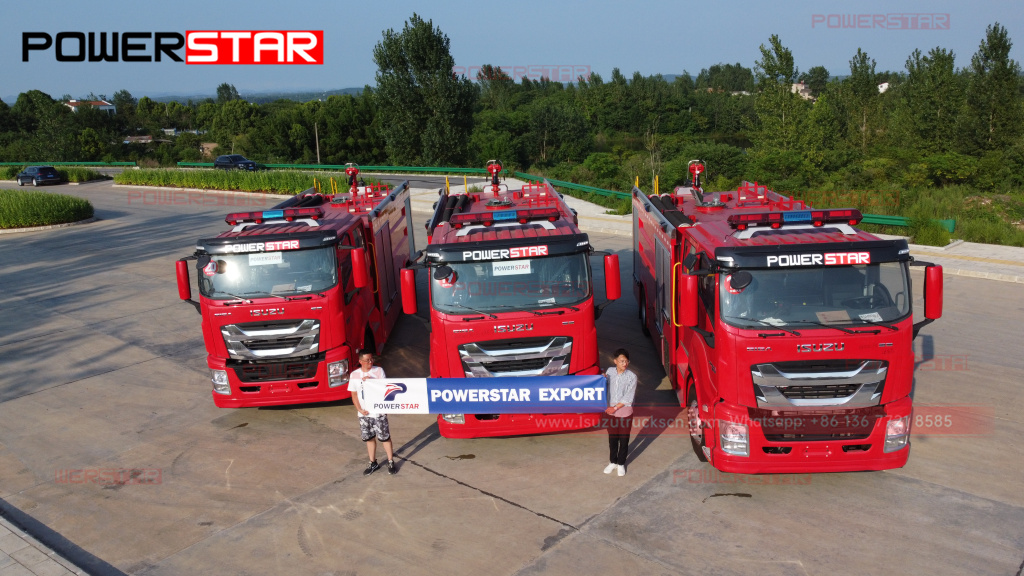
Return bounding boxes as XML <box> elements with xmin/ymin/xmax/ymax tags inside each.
<box><xmin>176</xmin><ymin>260</ymin><xmax>191</xmax><ymax>301</ymax></box>
<box><xmin>604</xmin><ymin>254</ymin><xmax>621</xmax><ymax>300</ymax></box>
<box><xmin>352</xmin><ymin>247</ymin><xmax>369</xmax><ymax>288</ymax></box>
<box><xmin>924</xmin><ymin>265</ymin><xmax>943</xmax><ymax>320</ymax></box>
<box><xmin>678</xmin><ymin>273</ymin><xmax>699</xmax><ymax>328</ymax></box>
<box><xmin>401</xmin><ymin>268</ymin><xmax>418</xmax><ymax>315</ymax></box>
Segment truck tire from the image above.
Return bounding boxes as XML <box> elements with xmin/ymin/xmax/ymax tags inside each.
<box><xmin>638</xmin><ymin>293</ymin><xmax>651</xmax><ymax>337</ymax></box>
<box><xmin>687</xmin><ymin>379</ymin><xmax>708</xmax><ymax>462</ymax></box>
<box><xmin>32</xmin><ymin>178</ymin><xmax>38</xmax><ymax>187</ymax></box>
<box><xmin>17</xmin><ymin>177</ymin><xmax>23</xmax><ymax>186</ymax></box>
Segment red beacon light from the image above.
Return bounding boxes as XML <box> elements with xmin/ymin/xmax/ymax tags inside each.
<box><xmin>727</xmin><ymin>208</ymin><xmax>862</xmax><ymax>231</ymax></box>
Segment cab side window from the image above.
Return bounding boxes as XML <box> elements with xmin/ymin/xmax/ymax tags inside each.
<box><xmin>339</xmin><ymin>232</ymin><xmax>355</xmax><ymax>304</ymax></box>
<box><xmin>697</xmin><ymin>254</ymin><xmax>715</xmax><ymax>323</ymax></box>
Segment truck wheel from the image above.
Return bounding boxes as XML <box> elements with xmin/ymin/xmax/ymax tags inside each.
<box><xmin>17</xmin><ymin>177</ymin><xmax>23</xmax><ymax>186</ymax></box>
<box><xmin>687</xmin><ymin>380</ymin><xmax>708</xmax><ymax>462</ymax></box>
<box><xmin>32</xmin><ymin>178</ymin><xmax>38</xmax><ymax>187</ymax></box>
<box><xmin>638</xmin><ymin>293</ymin><xmax>651</xmax><ymax>337</ymax></box>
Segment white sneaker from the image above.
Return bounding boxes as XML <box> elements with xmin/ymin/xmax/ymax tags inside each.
<box><xmin>617</xmin><ymin>465</ymin><xmax>626</xmax><ymax>476</ymax></box>
<box><xmin>603</xmin><ymin>463</ymin><xmax>617</xmax><ymax>474</ymax></box>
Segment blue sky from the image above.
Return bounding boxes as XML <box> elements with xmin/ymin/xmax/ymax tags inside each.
<box><xmin>2</xmin><ymin>0</ymin><xmax>1020</xmax><ymax>102</ymax></box>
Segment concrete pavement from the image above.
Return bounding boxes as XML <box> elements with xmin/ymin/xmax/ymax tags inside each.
<box><xmin>1</xmin><ymin>178</ymin><xmax>1023</xmax><ymax>575</ymax></box>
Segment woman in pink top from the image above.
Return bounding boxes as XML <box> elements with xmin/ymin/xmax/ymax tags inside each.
<box><xmin>603</xmin><ymin>348</ymin><xmax>637</xmax><ymax>476</ymax></box>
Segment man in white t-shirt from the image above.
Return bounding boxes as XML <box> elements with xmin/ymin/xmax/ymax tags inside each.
<box><xmin>349</xmin><ymin>350</ymin><xmax>396</xmax><ymax>475</ymax></box>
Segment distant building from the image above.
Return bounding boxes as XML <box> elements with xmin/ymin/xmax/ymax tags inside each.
<box><xmin>790</xmin><ymin>82</ymin><xmax>814</xmax><ymax>101</ymax></box>
<box><xmin>66</xmin><ymin>99</ymin><xmax>116</xmax><ymax>114</ymax></box>
<box><xmin>124</xmin><ymin>136</ymin><xmax>153</xmax><ymax>144</ymax></box>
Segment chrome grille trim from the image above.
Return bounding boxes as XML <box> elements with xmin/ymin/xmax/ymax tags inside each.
<box><xmin>752</xmin><ymin>360</ymin><xmax>887</xmax><ymax>410</ymax></box>
<box><xmin>222</xmin><ymin>319</ymin><xmax>320</xmax><ymax>360</ymax></box>
<box><xmin>459</xmin><ymin>337</ymin><xmax>572</xmax><ymax>377</ymax></box>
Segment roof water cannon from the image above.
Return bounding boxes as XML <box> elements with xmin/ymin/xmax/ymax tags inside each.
<box><xmin>486</xmin><ymin>160</ymin><xmax>503</xmax><ymax>194</ymax></box>
<box><xmin>688</xmin><ymin>160</ymin><xmax>705</xmax><ymax>190</ymax></box>
<box><xmin>345</xmin><ymin>163</ymin><xmax>360</xmax><ymax>194</ymax></box>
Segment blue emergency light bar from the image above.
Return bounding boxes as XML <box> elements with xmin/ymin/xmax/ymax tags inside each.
<box><xmin>492</xmin><ymin>210</ymin><xmax>518</xmax><ymax>221</ymax></box>
<box><xmin>727</xmin><ymin>208</ymin><xmax>862</xmax><ymax>231</ymax></box>
<box><xmin>225</xmin><ymin>207</ymin><xmax>324</xmax><ymax>225</ymax></box>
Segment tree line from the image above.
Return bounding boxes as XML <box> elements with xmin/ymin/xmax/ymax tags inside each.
<box><xmin>1</xmin><ymin>16</ymin><xmax>1021</xmax><ymax>201</ymax></box>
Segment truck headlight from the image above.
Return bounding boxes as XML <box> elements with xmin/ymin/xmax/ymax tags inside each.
<box><xmin>719</xmin><ymin>420</ymin><xmax>749</xmax><ymax>457</ymax></box>
<box><xmin>211</xmin><ymin>369</ymin><xmax>230</xmax><ymax>395</ymax></box>
<box><xmin>884</xmin><ymin>416</ymin><xmax>911</xmax><ymax>453</ymax></box>
<box><xmin>442</xmin><ymin>414</ymin><xmax>465</xmax><ymax>424</ymax></box>
<box><xmin>327</xmin><ymin>359</ymin><xmax>349</xmax><ymax>388</ymax></box>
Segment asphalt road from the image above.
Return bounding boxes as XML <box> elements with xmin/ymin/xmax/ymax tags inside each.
<box><xmin>0</xmin><ymin>180</ymin><xmax>1022</xmax><ymax>576</ymax></box>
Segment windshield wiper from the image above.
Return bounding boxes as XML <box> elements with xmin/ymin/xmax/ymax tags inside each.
<box><xmin>856</xmin><ymin>318</ymin><xmax>899</xmax><ymax>331</ymax></box>
<box><xmin>452</xmin><ymin>303</ymin><xmax>498</xmax><ymax>319</ymax></box>
<box><xmin>787</xmin><ymin>320</ymin><xmax>866</xmax><ymax>335</ymax></box>
<box><xmin>724</xmin><ymin>316</ymin><xmax>801</xmax><ymax>336</ymax></box>
<box><xmin>218</xmin><ymin>292</ymin><xmax>253</xmax><ymax>304</ymax></box>
<box><xmin>243</xmin><ymin>291</ymin><xmax>293</xmax><ymax>301</ymax></box>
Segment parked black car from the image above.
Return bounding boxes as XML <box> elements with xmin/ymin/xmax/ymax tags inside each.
<box><xmin>213</xmin><ymin>155</ymin><xmax>261</xmax><ymax>170</ymax></box>
<box><xmin>16</xmin><ymin>166</ymin><xmax>62</xmax><ymax>186</ymax></box>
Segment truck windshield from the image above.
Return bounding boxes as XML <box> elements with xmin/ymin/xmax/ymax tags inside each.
<box><xmin>720</xmin><ymin>262</ymin><xmax>911</xmax><ymax>329</ymax></box>
<box><xmin>198</xmin><ymin>246</ymin><xmax>337</xmax><ymax>299</ymax></box>
<box><xmin>431</xmin><ymin>253</ymin><xmax>591</xmax><ymax>314</ymax></box>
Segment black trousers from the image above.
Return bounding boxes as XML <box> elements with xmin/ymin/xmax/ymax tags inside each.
<box><xmin>605</xmin><ymin>415</ymin><xmax>631</xmax><ymax>465</ymax></box>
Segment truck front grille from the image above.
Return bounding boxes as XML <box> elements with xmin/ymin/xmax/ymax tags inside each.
<box><xmin>459</xmin><ymin>336</ymin><xmax>572</xmax><ymax>377</ymax></box>
<box><xmin>751</xmin><ymin>360</ymin><xmax>887</xmax><ymax>410</ymax></box>
<box><xmin>229</xmin><ymin>354</ymin><xmax>323</xmax><ymax>383</ymax></box>
<box><xmin>222</xmin><ymin>319</ymin><xmax>320</xmax><ymax>360</ymax></box>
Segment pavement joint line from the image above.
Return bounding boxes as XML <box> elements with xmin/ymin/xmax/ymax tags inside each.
<box><xmin>0</xmin><ymin>354</ymin><xmax>169</xmax><ymax>404</ymax></box>
<box><xmin>911</xmin><ymin>252</ymin><xmax>1024</xmax><ymax>267</ymax></box>
<box><xmin>0</xmin><ymin>302</ymin><xmax>186</xmax><ymax>352</ymax></box>
<box><xmin>399</xmin><ymin>457</ymin><xmax>578</xmax><ymax>532</ymax></box>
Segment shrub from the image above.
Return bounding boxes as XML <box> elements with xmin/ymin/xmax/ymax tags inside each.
<box><xmin>0</xmin><ymin>190</ymin><xmax>94</xmax><ymax>228</ymax></box>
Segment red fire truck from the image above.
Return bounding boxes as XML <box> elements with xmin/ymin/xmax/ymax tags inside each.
<box><xmin>176</xmin><ymin>171</ymin><xmax>413</xmax><ymax>408</ymax></box>
<box><xmin>401</xmin><ymin>162</ymin><xmax>622</xmax><ymax>438</ymax></box>
<box><xmin>633</xmin><ymin>162</ymin><xmax>943</xmax><ymax>473</ymax></box>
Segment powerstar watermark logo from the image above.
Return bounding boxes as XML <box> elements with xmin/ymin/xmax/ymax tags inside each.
<box><xmin>22</xmin><ymin>31</ymin><xmax>323</xmax><ymax>64</ymax></box>
<box><xmin>383</xmin><ymin>383</ymin><xmax>408</xmax><ymax>402</ymax></box>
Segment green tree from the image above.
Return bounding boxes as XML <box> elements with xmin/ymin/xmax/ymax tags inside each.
<box><xmin>958</xmin><ymin>23</ymin><xmax>1022</xmax><ymax>152</ymax></box>
<box><xmin>216</xmin><ymin>83</ymin><xmax>240</xmax><ymax>105</ymax></box>
<box><xmin>372</xmin><ymin>13</ymin><xmax>477</xmax><ymax>165</ymax></box>
<box><xmin>845</xmin><ymin>48</ymin><xmax>880</xmax><ymax>153</ymax></box>
<box><xmin>893</xmin><ymin>48</ymin><xmax>962</xmax><ymax>153</ymax></box>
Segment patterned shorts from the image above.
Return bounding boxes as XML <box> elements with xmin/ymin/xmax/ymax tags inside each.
<box><xmin>358</xmin><ymin>415</ymin><xmax>391</xmax><ymax>442</ymax></box>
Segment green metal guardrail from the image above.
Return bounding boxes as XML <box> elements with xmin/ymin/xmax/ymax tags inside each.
<box><xmin>0</xmin><ymin>161</ymin><xmax>136</xmax><ymax>166</ymax></box>
<box><xmin>177</xmin><ymin>162</ymin><xmax>493</xmax><ymax>174</ymax></box>
<box><xmin>861</xmin><ymin>214</ymin><xmax>956</xmax><ymax>233</ymax></box>
<box><xmin>173</xmin><ymin>162</ymin><xmax>957</xmax><ymax>232</ymax></box>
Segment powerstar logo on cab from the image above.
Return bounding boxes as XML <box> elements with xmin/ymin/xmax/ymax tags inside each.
<box><xmin>462</xmin><ymin>245</ymin><xmax>548</xmax><ymax>261</ymax></box>
<box><xmin>22</xmin><ymin>31</ymin><xmax>323</xmax><ymax>64</ymax></box>
<box><xmin>223</xmin><ymin>240</ymin><xmax>300</xmax><ymax>253</ymax></box>
<box><xmin>767</xmin><ymin>252</ymin><xmax>871</xmax><ymax>267</ymax></box>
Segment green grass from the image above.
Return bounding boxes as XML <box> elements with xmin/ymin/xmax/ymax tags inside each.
<box><xmin>0</xmin><ymin>190</ymin><xmax>94</xmax><ymax>228</ymax></box>
<box><xmin>114</xmin><ymin>168</ymin><xmax>349</xmax><ymax>195</ymax></box>
<box><xmin>58</xmin><ymin>167</ymin><xmax>106</xmax><ymax>182</ymax></box>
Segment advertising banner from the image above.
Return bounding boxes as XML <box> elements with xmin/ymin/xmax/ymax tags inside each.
<box><xmin>356</xmin><ymin>376</ymin><xmax>607</xmax><ymax>414</ymax></box>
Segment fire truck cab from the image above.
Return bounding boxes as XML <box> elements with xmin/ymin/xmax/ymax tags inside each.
<box><xmin>177</xmin><ymin>173</ymin><xmax>413</xmax><ymax>408</ymax></box>
<box><xmin>402</xmin><ymin>164</ymin><xmax>622</xmax><ymax>438</ymax></box>
<box><xmin>633</xmin><ymin>162</ymin><xmax>943</xmax><ymax>473</ymax></box>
